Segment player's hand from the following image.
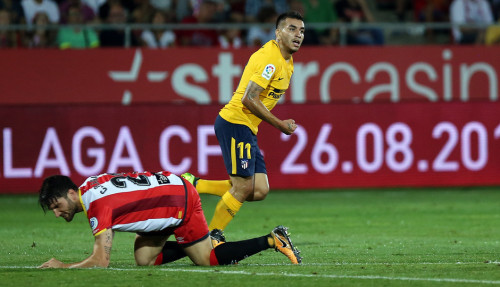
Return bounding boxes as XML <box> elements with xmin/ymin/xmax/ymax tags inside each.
<box><xmin>281</xmin><ymin>119</ymin><xmax>297</xmax><ymax>135</ymax></box>
<box><xmin>39</xmin><ymin>258</ymin><xmax>65</xmax><ymax>268</ymax></box>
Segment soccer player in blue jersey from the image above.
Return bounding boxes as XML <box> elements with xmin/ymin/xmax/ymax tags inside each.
<box><xmin>183</xmin><ymin>11</ymin><xmax>305</xmax><ymax>232</ymax></box>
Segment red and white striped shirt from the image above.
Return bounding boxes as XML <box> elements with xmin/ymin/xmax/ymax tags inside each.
<box><xmin>78</xmin><ymin>171</ymin><xmax>187</xmax><ymax>236</ymax></box>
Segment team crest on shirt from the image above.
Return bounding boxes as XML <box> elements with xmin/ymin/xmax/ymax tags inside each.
<box><xmin>241</xmin><ymin>159</ymin><xmax>249</xmax><ymax>170</ymax></box>
<box><xmin>90</xmin><ymin>217</ymin><xmax>98</xmax><ymax>231</ymax></box>
<box><xmin>262</xmin><ymin>64</ymin><xmax>275</xmax><ymax>80</ymax></box>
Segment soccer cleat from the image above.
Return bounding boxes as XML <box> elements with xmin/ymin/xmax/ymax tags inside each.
<box><xmin>271</xmin><ymin>225</ymin><xmax>302</xmax><ymax>264</ymax></box>
<box><xmin>210</xmin><ymin>229</ymin><xmax>226</xmax><ymax>248</ymax></box>
<box><xmin>181</xmin><ymin>172</ymin><xmax>199</xmax><ymax>187</ymax></box>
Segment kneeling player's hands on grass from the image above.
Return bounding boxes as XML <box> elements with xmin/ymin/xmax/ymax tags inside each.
<box><xmin>39</xmin><ymin>258</ymin><xmax>65</xmax><ymax>269</ymax></box>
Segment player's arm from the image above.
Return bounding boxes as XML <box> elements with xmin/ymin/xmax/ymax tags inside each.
<box><xmin>242</xmin><ymin>80</ymin><xmax>297</xmax><ymax>135</ymax></box>
<box><xmin>39</xmin><ymin>229</ymin><xmax>114</xmax><ymax>268</ymax></box>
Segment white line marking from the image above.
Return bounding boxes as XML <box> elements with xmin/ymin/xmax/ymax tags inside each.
<box><xmin>2</xmin><ymin>261</ymin><xmax>499</xmax><ymax>268</ymax></box>
<box><xmin>109</xmin><ymin>268</ymin><xmax>500</xmax><ymax>285</ymax></box>
<box><xmin>2</xmin><ymin>265</ymin><xmax>499</xmax><ymax>285</ymax></box>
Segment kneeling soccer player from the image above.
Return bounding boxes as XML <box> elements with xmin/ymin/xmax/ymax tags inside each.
<box><xmin>38</xmin><ymin>171</ymin><xmax>301</xmax><ymax>268</ymax></box>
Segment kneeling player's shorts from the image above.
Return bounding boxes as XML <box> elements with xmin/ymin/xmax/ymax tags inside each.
<box><xmin>138</xmin><ymin>180</ymin><xmax>209</xmax><ymax>246</ymax></box>
<box><xmin>214</xmin><ymin>115</ymin><xmax>267</xmax><ymax>177</ymax></box>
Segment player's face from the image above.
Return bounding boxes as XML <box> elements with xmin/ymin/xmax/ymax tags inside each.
<box><xmin>277</xmin><ymin>18</ymin><xmax>305</xmax><ymax>53</ymax></box>
<box><xmin>49</xmin><ymin>194</ymin><xmax>78</xmax><ymax>222</ymax></box>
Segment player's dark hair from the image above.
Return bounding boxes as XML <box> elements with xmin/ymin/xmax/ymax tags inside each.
<box><xmin>38</xmin><ymin>175</ymin><xmax>78</xmax><ymax>213</ymax></box>
<box><xmin>275</xmin><ymin>11</ymin><xmax>303</xmax><ymax>29</ymax></box>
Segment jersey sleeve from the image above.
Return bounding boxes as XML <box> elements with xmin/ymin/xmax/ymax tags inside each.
<box><xmin>248</xmin><ymin>51</ymin><xmax>280</xmax><ymax>90</ymax></box>
<box><xmin>87</xmin><ymin>205</ymin><xmax>112</xmax><ymax>236</ymax></box>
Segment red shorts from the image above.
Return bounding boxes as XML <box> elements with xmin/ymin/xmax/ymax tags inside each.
<box><xmin>173</xmin><ymin>180</ymin><xmax>209</xmax><ymax>245</ymax></box>
<box><xmin>137</xmin><ymin>179</ymin><xmax>209</xmax><ymax>246</ymax></box>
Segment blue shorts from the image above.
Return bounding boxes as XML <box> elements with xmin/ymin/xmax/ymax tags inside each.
<box><xmin>214</xmin><ymin>115</ymin><xmax>267</xmax><ymax>177</ymax></box>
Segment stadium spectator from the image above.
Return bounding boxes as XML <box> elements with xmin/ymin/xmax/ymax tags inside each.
<box><xmin>172</xmin><ymin>0</ymin><xmax>195</xmax><ymax>22</ymax></box>
<box><xmin>214</xmin><ymin>0</ymin><xmax>231</xmax><ymax>22</ymax></box>
<box><xmin>335</xmin><ymin>0</ymin><xmax>385</xmax><ymax>45</ymax></box>
<box><xmin>129</xmin><ymin>0</ymin><xmax>157</xmax><ymax>43</ymax></box>
<box><xmin>227</xmin><ymin>0</ymin><xmax>246</xmax><ymax>23</ymax></box>
<box><xmin>1</xmin><ymin>0</ymin><xmax>26</xmax><ymax>47</ymax></box>
<box><xmin>96</xmin><ymin>0</ymin><xmax>133</xmax><ymax>22</ymax></box>
<box><xmin>190</xmin><ymin>0</ymin><xmax>206</xmax><ymax>16</ymax></box>
<box><xmin>114</xmin><ymin>0</ymin><xmax>137</xmax><ymax>14</ymax></box>
<box><xmin>25</xmin><ymin>11</ymin><xmax>55</xmax><ymax>47</ymax></box>
<box><xmin>492</xmin><ymin>0</ymin><xmax>500</xmax><ymax>20</ymax></box>
<box><xmin>130</xmin><ymin>0</ymin><xmax>156</xmax><ymax>24</ymax></box>
<box><xmin>0</xmin><ymin>9</ymin><xmax>22</xmax><ymax>48</ymax></box>
<box><xmin>413</xmin><ymin>0</ymin><xmax>451</xmax><ymax>42</ymax></box>
<box><xmin>219</xmin><ymin>25</ymin><xmax>244</xmax><ymax>48</ymax></box>
<box><xmin>246</xmin><ymin>6</ymin><xmax>278</xmax><ymax>46</ymax></box>
<box><xmin>293</xmin><ymin>0</ymin><xmax>334</xmax><ymax>45</ymax></box>
<box><xmin>176</xmin><ymin>0</ymin><xmax>219</xmax><ymax>46</ymax></box>
<box><xmin>414</xmin><ymin>0</ymin><xmax>451</xmax><ymax>22</ymax></box>
<box><xmin>485</xmin><ymin>1</ymin><xmax>500</xmax><ymax>44</ymax></box>
<box><xmin>149</xmin><ymin>0</ymin><xmax>173</xmax><ymax>12</ymax></box>
<box><xmin>285</xmin><ymin>1</ymin><xmax>314</xmax><ymax>45</ymax></box>
<box><xmin>21</xmin><ymin>0</ymin><xmax>60</xmax><ymax>26</ymax></box>
<box><xmin>395</xmin><ymin>0</ymin><xmax>408</xmax><ymax>22</ymax></box>
<box><xmin>99</xmin><ymin>2</ymin><xmax>138</xmax><ymax>47</ymax></box>
<box><xmin>245</xmin><ymin>0</ymin><xmax>289</xmax><ymax>22</ymax></box>
<box><xmin>140</xmin><ymin>9</ymin><xmax>176</xmax><ymax>48</ymax></box>
<box><xmin>59</xmin><ymin>0</ymin><xmax>95</xmax><ymax>23</ymax></box>
<box><xmin>56</xmin><ymin>4</ymin><xmax>99</xmax><ymax>49</ymax></box>
<box><xmin>217</xmin><ymin>1</ymin><xmax>244</xmax><ymax>48</ymax></box>
<box><xmin>485</xmin><ymin>21</ymin><xmax>500</xmax><ymax>44</ymax></box>
<box><xmin>449</xmin><ymin>0</ymin><xmax>494</xmax><ymax>44</ymax></box>
<box><xmin>37</xmin><ymin>172</ymin><xmax>301</xmax><ymax>268</ymax></box>
<box><xmin>0</xmin><ymin>0</ymin><xmax>26</xmax><ymax>24</ymax></box>
<box><xmin>81</xmin><ymin>0</ymin><xmax>106</xmax><ymax>16</ymax></box>
<box><xmin>188</xmin><ymin>0</ymin><xmax>227</xmax><ymax>22</ymax></box>
<box><xmin>181</xmin><ymin>12</ymin><xmax>305</xmax><ymax>233</ymax></box>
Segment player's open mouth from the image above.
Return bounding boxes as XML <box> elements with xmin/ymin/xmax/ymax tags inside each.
<box><xmin>292</xmin><ymin>40</ymin><xmax>301</xmax><ymax>47</ymax></box>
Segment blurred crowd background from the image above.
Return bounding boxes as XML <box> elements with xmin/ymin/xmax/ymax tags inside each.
<box><xmin>0</xmin><ymin>0</ymin><xmax>499</xmax><ymax>49</ymax></box>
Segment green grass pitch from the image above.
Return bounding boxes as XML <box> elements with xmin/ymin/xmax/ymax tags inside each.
<box><xmin>0</xmin><ymin>188</ymin><xmax>499</xmax><ymax>286</ymax></box>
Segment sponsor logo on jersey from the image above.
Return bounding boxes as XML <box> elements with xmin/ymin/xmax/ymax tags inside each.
<box><xmin>268</xmin><ymin>87</ymin><xmax>286</xmax><ymax>99</ymax></box>
<box><xmin>90</xmin><ymin>217</ymin><xmax>98</xmax><ymax>231</ymax></box>
<box><xmin>155</xmin><ymin>173</ymin><xmax>170</xmax><ymax>185</ymax></box>
<box><xmin>262</xmin><ymin>64</ymin><xmax>275</xmax><ymax>80</ymax></box>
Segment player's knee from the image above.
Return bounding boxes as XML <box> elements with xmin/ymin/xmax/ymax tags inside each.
<box><xmin>134</xmin><ymin>254</ymin><xmax>155</xmax><ymax>266</ymax></box>
<box><xmin>246</xmin><ymin>183</ymin><xmax>269</xmax><ymax>201</ymax></box>
<box><xmin>232</xmin><ymin>179</ymin><xmax>255</xmax><ymax>198</ymax></box>
<box><xmin>186</xmin><ymin>249</ymin><xmax>211</xmax><ymax>266</ymax></box>
<box><xmin>252</xmin><ymin>185</ymin><xmax>269</xmax><ymax>201</ymax></box>
<box><xmin>134</xmin><ymin>240</ymin><xmax>158</xmax><ymax>266</ymax></box>
<box><xmin>191</xmin><ymin>255</ymin><xmax>211</xmax><ymax>266</ymax></box>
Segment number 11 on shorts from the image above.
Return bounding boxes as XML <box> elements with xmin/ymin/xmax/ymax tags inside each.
<box><xmin>231</xmin><ymin>137</ymin><xmax>251</xmax><ymax>174</ymax></box>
